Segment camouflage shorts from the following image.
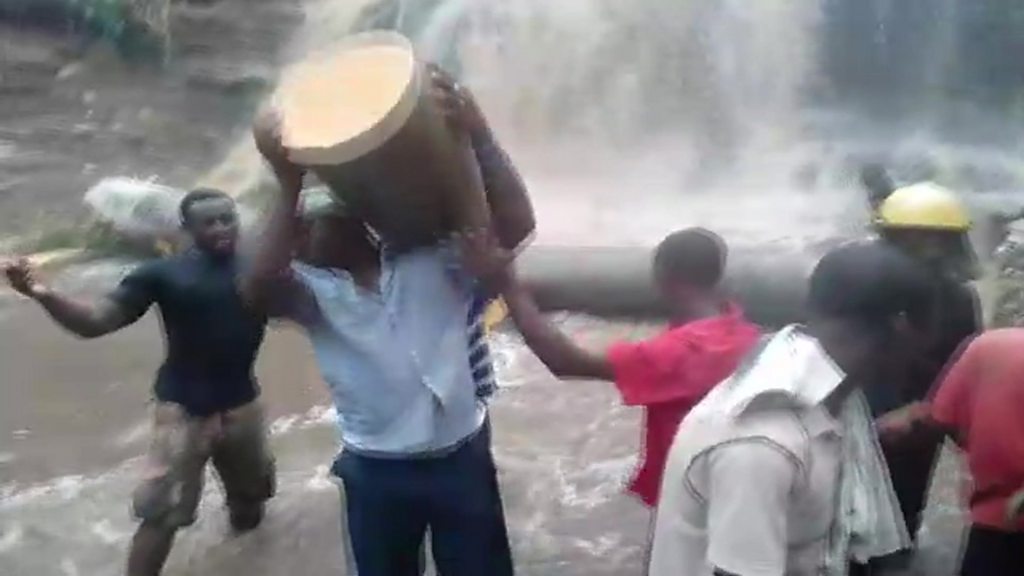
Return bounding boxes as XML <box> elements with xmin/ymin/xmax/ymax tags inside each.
<box><xmin>132</xmin><ymin>401</ymin><xmax>276</xmax><ymax>528</ymax></box>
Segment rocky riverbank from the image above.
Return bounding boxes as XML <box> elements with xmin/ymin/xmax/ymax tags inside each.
<box><xmin>988</xmin><ymin>219</ymin><xmax>1024</xmax><ymax>327</ymax></box>
<box><xmin>0</xmin><ymin>0</ymin><xmax>301</xmax><ymax>248</ymax></box>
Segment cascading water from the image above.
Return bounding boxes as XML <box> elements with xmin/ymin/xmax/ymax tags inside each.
<box><xmin>262</xmin><ymin>0</ymin><xmax>864</xmax><ymax>250</ymax></box>
<box><xmin>7</xmin><ymin>2</ymin><xmax>1023</xmax><ymax>575</ymax></box>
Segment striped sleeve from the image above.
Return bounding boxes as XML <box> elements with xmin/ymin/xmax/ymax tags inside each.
<box><xmin>467</xmin><ymin>289</ymin><xmax>498</xmax><ymax>400</ymax></box>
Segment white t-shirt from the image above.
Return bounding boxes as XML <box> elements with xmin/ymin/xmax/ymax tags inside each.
<box><xmin>649</xmin><ymin>403</ymin><xmax>843</xmax><ymax>576</ymax></box>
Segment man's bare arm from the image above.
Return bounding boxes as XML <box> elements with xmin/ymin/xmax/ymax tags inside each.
<box><xmin>502</xmin><ymin>275</ymin><xmax>613</xmax><ymax>380</ymax></box>
<box><xmin>4</xmin><ymin>259</ymin><xmax>134</xmax><ymax>338</ymax></box>
<box><xmin>238</xmin><ymin>110</ymin><xmax>305</xmax><ymax>310</ymax></box>
<box><xmin>471</xmin><ymin>124</ymin><xmax>535</xmax><ymax>250</ymax></box>
<box><xmin>429</xmin><ymin>64</ymin><xmax>535</xmax><ymax>250</ymax></box>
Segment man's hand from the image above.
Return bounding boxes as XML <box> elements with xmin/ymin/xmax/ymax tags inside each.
<box><xmin>1007</xmin><ymin>487</ymin><xmax>1024</xmax><ymax>525</ymax></box>
<box><xmin>428</xmin><ymin>64</ymin><xmax>486</xmax><ymax>136</ymax></box>
<box><xmin>3</xmin><ymin>258</ymin><xmax>47</xmax><ymax>299</ymax></box>
<box><xmin>456</xmin><ymin>228</ymin><xmax>514</xmax><ymax>290</ymax></box>
<box><xmin>253</xmin><ymin>106</ymin><xmax>304</xmax><ymax>192</ymax></box>
<box><xmin>876</xmin><ymin>401</ymin><xmax>931</xmax><ymax>443</ymax></box>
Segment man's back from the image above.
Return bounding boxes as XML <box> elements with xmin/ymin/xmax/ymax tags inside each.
<box><xmin>933</xmin><ymin>328</ymin><xmax>1024</xmax><ymax>530</ymax></box>
<box><xmin>652</xmin><ymin>403</ymin><xmax>842</xmax><ymax>576</ymax></box>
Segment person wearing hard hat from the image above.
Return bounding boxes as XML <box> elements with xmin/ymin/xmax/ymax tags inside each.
<box><xmin>870</xmin><ymin>181</ymin><xmax>983</xmax><ymax>544</ymax></box>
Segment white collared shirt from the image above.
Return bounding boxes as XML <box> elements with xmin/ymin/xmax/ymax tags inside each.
<box><xmin>650</xmin><ymin>402</ymin><xmax>843</xmax><ymax>576</ymax></box>
<box><xmin>289</xmin><ymin>245</ymin><xmax>486</xmax><ymax>455</ymax></box>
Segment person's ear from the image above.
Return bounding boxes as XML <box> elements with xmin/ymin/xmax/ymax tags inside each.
<box><xmin>888</xmin><ymin>312</ymin><xmax>911</xmax><ymax>337</ymax></box>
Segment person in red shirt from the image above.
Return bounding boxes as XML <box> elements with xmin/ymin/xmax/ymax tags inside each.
<box><xmin>881</xmin><ymin>328</ymin><xmax>1024</xmax><ymax>576</ymax></box>
<box><xmin>498</xmin><ymin>228</ymin><xmax>761</xmax><ymax>506</ymax></box>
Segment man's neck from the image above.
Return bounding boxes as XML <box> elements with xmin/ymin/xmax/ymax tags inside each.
<box><xmin>194</xmin><ymin>247</ymin><xmax>234</xmax><ymax>264</ymax></box>
<box><xmin>316</xmin><ymin>249</ymin><xmax>382</xmax><ymax>291</ymax></box>
<box><xmin>823</xmin><ymin>379</ymin><xmax>857</xmax><ymax>416</ymax></box>
<box><xmin>671</xmin><ymin>298</ymin><xmax>723</xmax><ymax>326</ymax></box>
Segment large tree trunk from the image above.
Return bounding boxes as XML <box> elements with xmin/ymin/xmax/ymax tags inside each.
<box><xmin>518</xmin><ymin>244</ymin><xmax>826</xmax><ymax>326</ymax></box>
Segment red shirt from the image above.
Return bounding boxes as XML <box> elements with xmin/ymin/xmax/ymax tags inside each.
<box><xmin>932</xmin><ymin>329</ymin><xmax>1024</xmax><ymax>531</ymax></box>
<box><xmin>606</xmin><ymin>304</ymin><xmax>760</xmax><ymax>506</ymax></box>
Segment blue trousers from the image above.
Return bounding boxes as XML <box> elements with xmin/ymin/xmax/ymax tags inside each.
<box><xmin>332</xmin><ymin>423</ymin><xmax>514</xmax><ymax>576</ymax></box>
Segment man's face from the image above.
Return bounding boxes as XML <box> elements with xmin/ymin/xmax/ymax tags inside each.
<box><xmin>306</xmin><ymin>215</ymin><xmax>372</xmax><ymax>265</ymax></box>
<box><xmin>884</xmin><ymin>229</ymin><xmax>959</xmax><ymax>274</ymax></box>
<box><xmin>184</xmin><ymin>197</ymin><xmax>239</xmax><ymax>256</ymax></box>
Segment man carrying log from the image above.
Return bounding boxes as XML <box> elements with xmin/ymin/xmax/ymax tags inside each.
<box><xmin>242</xmin><ymin>68</ymin><xmax>533</xmax><ymax>576</ymax></box>
<box><xmin>3</xmin><ymin>189</ymin><xmax>275</xmax><ymax>576</ymax></box>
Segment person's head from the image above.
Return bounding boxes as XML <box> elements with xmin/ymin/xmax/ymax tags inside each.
<box><xmin>859</xmin><ymin>162</ymin><xmax>895</xmax><ymax>212</ymax></box>
<box><xmin>875</xmin><ymin>182</ymin><xmax>975</xmax><ymax>278</ymax></box>
<box><xmin>652</xmin><ymin>228</ymin><xmax>727</xmax><ymax>319</ymax></box>
<box><xmin>806</xmin><ymin>241</ymin><xmax>935</xmax><ymax>387</ymax></box>
<box><xmin>179</xmin><ymin>188</ymin><xmax>239</xmax><ymax>257</ymax></box>
<box><xmin>296</xmin><ymin>188</ymin><xmax>377</xmax><ymax>268</ymax></box>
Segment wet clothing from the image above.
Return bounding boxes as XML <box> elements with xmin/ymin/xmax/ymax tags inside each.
<box><xmin>132</xmin><ymin>401</ymin><xmax>275</xmax><ymax>528</ymax></box>
<box><xmin>111</xmin><ymin>250</ymin><xmax>267</xmax><ymax>417</ymax></box>
<box><xmin>332</xmin><ymin>421</ymin><xmax>512</xmax><ymax>576</ymax></box>
<box><xmin>606</xmin><ymin>303</ymin><xmax>760</xmax><ymax>506</ymax></box>
<box><xmin>959</xmin><ymin>526</ymin><xmax>1024</xmax><ymax>576</ymax></box>
<box><xmin>280</xmin><ymin>244</ymin><xmax>513</xmax><ymax>574</ymax></box>
<box><xmin>467</xmin><ymin>292</ymin><xmax>498</xmax><ymax>400</ymax></box>
<box><xmin>288</xmin><ymin>245</ymin><xmax>487</xmax><ymax>455</ymax></box>
<box><xmin>866</xmin><ymin>273</ymin><xmax>980</xmax><ymax>537</ymax></box>
<box><xmin>652</xmin><ymin>408</ymin><xmax>843</xmax><ymax>576</ymax></box>
<box><xmin>651</xmin><ymin>326</ymin><xmax>910</xmax><ymax>576</ymax></box>
<box><xmin>932</xmin><ymin>329</ymin><xmax>1024</xmax><ymax>532</ymax></box>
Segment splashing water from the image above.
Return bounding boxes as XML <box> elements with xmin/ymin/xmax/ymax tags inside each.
<box><xmin>83</xmin><ymin>0</ymin><xmax>1024</xmax><ymax>251</ymax></box>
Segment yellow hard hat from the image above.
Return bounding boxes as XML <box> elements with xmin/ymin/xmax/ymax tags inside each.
<box><xmin>876</xmin><ymin>182</ymin><xmax>970</xmax><ymax>232</ymax></box>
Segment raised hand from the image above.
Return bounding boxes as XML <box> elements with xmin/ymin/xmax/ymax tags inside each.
<box><xmin>1007</xmin><ymin>487</ymin><xmax>1024</xmax><ymax>525</ymax></box>
<box><xmin>455</xmin><ymin>228</ymin><xmax>514</xmax><ymax>289</ymax></box>
<box><xmin>253</xmin><ymin>106</ymin><xmax>304</xmax><ymax>191</ymax></box>
<box><xmin>428</xmin><ymin>63</ymin><xmax>486</xmax><ymax>136</ymax></box>
<box><xmin>2</xmin><ymin>257</ymin><xmax>46</xmax><ymax>299</ymax></box>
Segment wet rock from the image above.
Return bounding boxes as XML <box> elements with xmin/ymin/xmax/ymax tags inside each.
<box><xmin>184</xmin><ymin>61</ymin><xmax>272</xmax><ymax>93</ymax></box>
<box><xmin>989</xmin><ymin>219</ymin><xmax>1024</xmax><ymax>327</ymax></box>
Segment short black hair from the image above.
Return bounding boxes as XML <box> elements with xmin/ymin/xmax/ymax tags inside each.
<box><xmin>808</xmin><ymin>240</ymin><xmax>934</xmax><ymax>331</ymax></box>
<box><xmin>653</xmin><ymin>228</ymin><xmax>726</xmax><ymax>289</ymax></box>
<box><xmin>179</xmin><ymin>188</ymin><xmax>232</xmax><ymax>224</ymax></box>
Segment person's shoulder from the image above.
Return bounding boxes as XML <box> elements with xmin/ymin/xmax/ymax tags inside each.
<box><xmin>125</xmin><ymin>255</ymin><xmax>177</xmax><ymax>279</ymax></box>
<box><xmin>729</xmin><ymin>402</ymin><xmax>815</xmax><ymax>462</ymax></box>
<box><xmin>969</xmin><ymin>328</ymin><xmax>1024</xmax><ymax>355</ymax></box>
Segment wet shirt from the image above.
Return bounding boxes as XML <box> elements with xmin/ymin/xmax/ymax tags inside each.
<box><xmin>867</xmin><ymin>276</ymin><xmax>980</xmax><ymax>415</ymax></box>
<box><xmin>651</xmin><ymin>404</ymin><xmax>843</xmax><ymax>576</ymax></box>
<box><xmin>931</xmin><ymin>329</ymin><xmax>1024</xmax><ymax>531</ymax></box>
<box><xmin>606</xmin><ymin>304</ymin><xmax>760</xmax><ymax>506</ymax></box>
<box><xmin>287</xmin><ymin>245</ymin><xmax>486</xmax><ymax>456</ymax></box>
<box><xmin>111</xmin><ymin>251</ymin><xmax>267</xmax><ymax>417</ymax></box>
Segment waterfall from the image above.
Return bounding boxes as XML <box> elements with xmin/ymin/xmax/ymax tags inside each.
<box><xmin>189</xmin><ymin>0</ymin><xmax>1024</xmax><ymax>248</ymax></box>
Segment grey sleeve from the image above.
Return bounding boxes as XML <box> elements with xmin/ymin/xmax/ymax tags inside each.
<box><xmin>704</xmin><ymin>441</ymin><xmax>799</xmax><ymax>576</ymax></box>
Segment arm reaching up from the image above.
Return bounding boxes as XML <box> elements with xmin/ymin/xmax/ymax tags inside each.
<box><xmin>502</xmin><ymin>271</ymin><xmax>613</xmax><ymax>380</ymax></box>
<box><xmin>454</xmin><ymin>229</ymin><xmax>611</xmax><ymax>380</ymax></box>
<box><xmin>238</xmin><ymin>108</ymin><xmax>306</xmax><ymax>311</ymax></box>
<box><xmin>4</xmin><ymin>257</ymin><xmax>148</xmax><ymax>338</ymax></box>
<box><xmin>430</xmin><ymin>65</ymin><xmax>535</xmax><ymax>250</ymax></box>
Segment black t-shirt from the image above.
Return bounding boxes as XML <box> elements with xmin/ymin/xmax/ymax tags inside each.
<box><xmin>111</xmin><ymin>251</ymin><xmax>267</xmax><ymax>416</ymax></box>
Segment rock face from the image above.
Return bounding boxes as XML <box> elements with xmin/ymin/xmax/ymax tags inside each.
<box><xmin>990</xmin><ymin>219</ymin><xmax>1024</xmax><ymax>326</ymax></box>
<box><xmin>0</xmin><ymin>0</ymin><xmax>302</xmax><ymax>242</ymax></box>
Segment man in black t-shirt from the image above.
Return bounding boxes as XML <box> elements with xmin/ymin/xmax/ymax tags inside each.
<box><xmin>869</xmin><ymin>182</ymin><xmax>982</xmax><ymax>546</ymax></box>
<box><xmin>3</xmin><ymin>189</ymin><xmax>274</xmax><ymax>576</ymax></box>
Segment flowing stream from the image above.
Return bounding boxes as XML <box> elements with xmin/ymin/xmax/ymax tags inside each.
<box><xmin>6</xmin><ymin>0</ymin><xmax>1024</xmax><ymax>574</ymax></box>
